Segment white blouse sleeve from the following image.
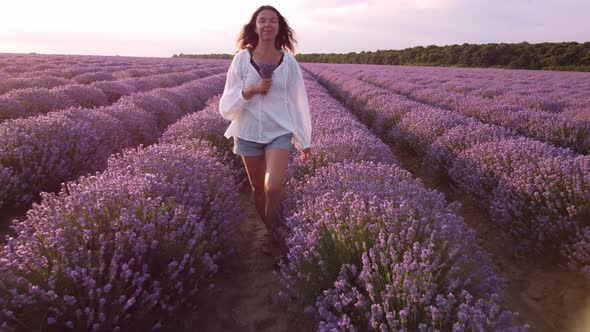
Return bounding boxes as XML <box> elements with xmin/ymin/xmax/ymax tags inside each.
<box><xmin>288</xmin><ymin>57</ymin><xmax>312</xmax><ymax>150</ymax></box>
<box><xmin>219</xmin><ymin>50</ymin><xmax>250</xmax><ymax>121</ymax></box>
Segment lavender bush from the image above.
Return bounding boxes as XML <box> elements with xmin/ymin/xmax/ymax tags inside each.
<box><xmin>280</xmin><ymin>162</ymin><xmax>524</xmax><ymax>331</ymax></box>
<box><xmin>0</xmin><ymin>141</ymin><xmax>242</xmax><ymax>331</ymax></box>
<box><xmin>4</xmin><ymin>87</ymin><xmax>72</xmax><ymax>117</ymax></box>
<box><xmin>424</xmin><ymin>123</ymin><xmax>517</xmax><ymax>173</ymax></box>
<box><xmin>159</xmin><ymin>95</ymin><xmax>241</xmax><ymax>169</ymax></box>
<box><xmin>449</xmin><ymin>137</ymin><xmax>575</xmax><ymax>203</ymax></box>
<box><xmin>490</xmin><ymin>155</ymin><xmax>590</xmax><ymax>256</ymax></box>
<box><xmin>72</xmin><ymin>71</ymin><xmax>116</xmax><ymax>84</ymax></box>
<box><xmin>116</xmin><ymin>93</ymin><xmax>183</xmax><ymax>133</ymax></box>
<box><xmin>0</xmin><ymin>97</ymin><xmax>25</xmax><ymax>122</ymax></box>
<box><xmin>0</xmin><ymin>75</ymin><xmax>68</xmax><ymax>94</ymax></box>
<box><xmin>0</xmin><ymin>107</ymin><xmax>130</xmax><ymax>208</ymax></box>
<box><xmin>392</xmin><ymin>108</ymin><xmax>475</xmax><ymax>155</ymax></box>
<box><xmin>99</xmin><ymin>102</ymin><xmax>160</xmax><ymax>147</ymax></box>
<box><xmin>172</xmin><ymin>73</ymin><xmax>226</xmax><ymax>112</ymax></box>
<box><xmin>89</xmin><ymin>80</ymin><xmax>137</xmax><ymax>103</ymax></box>
<box><xmin>161</xmin><ymin>95</ymin><xmax>225</xmax><ymax>146</ymax></box>
<box><xmin>149</xmin><ymin>88</ymin><xmax>194</xmax><ymax>114</ymax></box>
<box><xmin>53</xmin><ymin>84</ymin><xmax>109</xmax><ymax>109</ymax></box>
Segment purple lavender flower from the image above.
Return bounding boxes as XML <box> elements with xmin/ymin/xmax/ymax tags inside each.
<box><xmin>258</xmin><ymin>63</ymin><xmax>277</xmax><ymax>79</ymax></box>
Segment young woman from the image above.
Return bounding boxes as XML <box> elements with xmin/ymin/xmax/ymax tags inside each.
<box><xmin>219</xmin><ymin>5</ymin><xmax>312</xmax><ymax>255</ymax></box>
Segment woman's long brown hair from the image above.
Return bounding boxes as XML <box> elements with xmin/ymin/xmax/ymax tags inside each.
<box><xmin>237</xmin><ymin>5</ymin><xmax>297</xmax><ymax>54</ymax></box>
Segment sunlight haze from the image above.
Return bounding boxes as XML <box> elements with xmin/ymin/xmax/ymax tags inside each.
<box><xmin>0</xmin><ymin>0</ymin><xmax>588</xmax><ymax>57</ymax></box>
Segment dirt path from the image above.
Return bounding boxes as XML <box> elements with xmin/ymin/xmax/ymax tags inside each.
<box><xmin>183</xmin><ymin>185</ymin><xmax>314</xmax><ymax>332</ymax></box>
<box><xmin>391</xmin><ymin>145</ymin><xmax>590</xmax><ymax>332</ymax></box>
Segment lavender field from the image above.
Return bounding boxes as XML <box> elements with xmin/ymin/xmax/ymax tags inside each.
<box><xmin>1</xmin><ymin>53</ymin><xmax>589</xmax><ymax>331</ymax></box>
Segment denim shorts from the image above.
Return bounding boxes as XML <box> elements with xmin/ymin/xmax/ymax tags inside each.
<box><xmin>233</xmin><ymin>133</ymin><xmax>293</xmax><ymax>156</ymax></box>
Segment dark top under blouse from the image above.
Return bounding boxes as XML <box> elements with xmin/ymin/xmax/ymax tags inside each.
<box><xmin>248</xmin><ymin>48</ymin><xmax>284</xmax><ymax>78</ymax></box>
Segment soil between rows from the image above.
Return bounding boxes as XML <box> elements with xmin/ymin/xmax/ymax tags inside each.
<box><xmin>182</xmin><ymin>184</ymin><xmax>314</xmax><ymax>332</ymax></box>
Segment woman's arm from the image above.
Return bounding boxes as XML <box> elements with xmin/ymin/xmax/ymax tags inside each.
<box><xmin>219</xmin><ymin>51</ymin><xmax>250</xmax><ymax>121</ymax></box>
<box><xmin>288</xmin><ymin>56</ymin><xmax>312</xmax><ymax>152</ymax></box>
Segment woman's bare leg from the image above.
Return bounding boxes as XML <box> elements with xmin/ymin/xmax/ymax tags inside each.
<box><xmin>263</xmin><ymin>148</ymin><xmax>290</xmax><ymax>241</ymax></box>
<box><xmin>241</xmin><ymin>155</ymin><xmax>266</xmax><ymax>222</ymax></box>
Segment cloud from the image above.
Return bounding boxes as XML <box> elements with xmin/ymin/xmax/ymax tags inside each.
<box><xmin>294</xmin><ymin>0</ymin><xmax>590</xmax><ymax>52</ymax></box>
<box><xmin>298</xmin><ymin>0</ymin><xmax>459</xmax><ymax>10</ymax></box>
<box><xmin>297</xmin><ymin>0</ymin><xmax>371</xmax><ymax>8</ymax></box>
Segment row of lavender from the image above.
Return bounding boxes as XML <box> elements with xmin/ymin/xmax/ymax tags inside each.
<box><xmin>0</xmin><ymin>96</ymin><xmax>243</xmax><ymax>331</ymax></box>
<box><xmin>0</xmin><ymin>63</ymin><xmax>200</xmax><ymax>94</ymax></box>
<box><xmin>364</xmin><ymin>65</ymin><xmax>590</xmax><ymax>151</ymax></box>
<box><xmin>345</xmin><ymin>64</ymin><xmax>590</xmax><ymax>121</ymax></box>
<box><xmin>302</xmin><ymin>64</ymin><xmax>590</xmax><ymax>278</ymax></box>
<box><xmin>0</xmin><ymin>53</ymin><xmax>226</xmax><ymax>80</ymax></box>
<box><xmin>0</xmin><ymin>72</ymin><xmax>226</xmax><ymax>210</ymax></box>
<box><xmin>314</xmin><ymin>63</ymin><xmax>590</xmax><ymax>153</ymax></box>
<box><xmin>0</xmin><ymin>64</ymin><xmax>228</xmax><ymax>122</ymax></box>
<box><xmin>0</xmin><ymin>61</ymin><xmax>198</xmax><ymax>76</ymax></box>
<box><xmin>277</xmin><ymin>73</ymin><xmax>526</xmax><ymax>330</ymax></box>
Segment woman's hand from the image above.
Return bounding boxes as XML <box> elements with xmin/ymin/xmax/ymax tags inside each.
<box><xmin>258</xmin><ymin>78</ymin><xmax>272</xmax><ymax>95</ymax></box>
<box><xmin>242</xmin><ymin>79</ymin><xmax>272</xmax><ymax>99</ymax></box>
<box><xmin>300</xmin><ymin>148</ymin><xmax>312</xmax><ymax>162</ymax></box>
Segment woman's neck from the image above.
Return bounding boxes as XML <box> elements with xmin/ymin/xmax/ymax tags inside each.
<box><xmin>255</xmin><ymin>40</ymin><xmax>278</xmax><ymax>54</ymax></box>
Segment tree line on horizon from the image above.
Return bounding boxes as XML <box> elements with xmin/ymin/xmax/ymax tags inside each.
<box><xmin>174</xmin><ymin>42</ymin><xmax>590</xmax><ymax>72</ymax></box>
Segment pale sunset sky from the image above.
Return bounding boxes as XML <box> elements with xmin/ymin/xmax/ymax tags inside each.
<box><xmin>1</xmin><ymin>0</ymin><xmax>588</xmax><ymax>57</ymax></box>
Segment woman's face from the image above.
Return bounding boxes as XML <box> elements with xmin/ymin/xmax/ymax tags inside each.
<box><xmin>255</xmin><ymin>9</ymin><xmax>279</xmax><ymax>42</ymax></box>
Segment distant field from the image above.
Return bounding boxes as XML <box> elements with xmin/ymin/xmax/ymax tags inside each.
<box><xmin>1</xmin><ymin>53</ymin><xmax>589</xmax><ymax>331</ymax></box>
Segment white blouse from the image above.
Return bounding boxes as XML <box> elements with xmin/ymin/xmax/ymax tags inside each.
<box><xmin>219</xmin><ymin>48</ymin><xmax>312</xmax><ymax>151</ymax></box>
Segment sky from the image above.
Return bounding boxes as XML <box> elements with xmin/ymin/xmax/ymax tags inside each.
<box><xmin>0</xmin><ymin>0</ymin><xmax>588</xmax><ymax>58</ymax></box>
